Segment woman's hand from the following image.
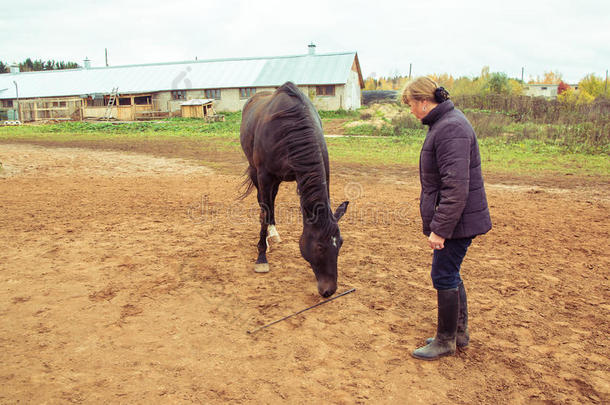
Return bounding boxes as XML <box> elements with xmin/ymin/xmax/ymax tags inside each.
<box><xmin>428</xmin><ymin>232</ymin><xmax>445</xmax><ymax>250</ymax></box>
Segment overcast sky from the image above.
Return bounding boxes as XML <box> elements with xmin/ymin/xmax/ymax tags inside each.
<box><xmin>1</xmin><ymin>0</ymin><xmax>608</xmax><ymax>83</ymax></box>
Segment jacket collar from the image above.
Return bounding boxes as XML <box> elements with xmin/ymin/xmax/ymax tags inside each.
<box><xmin>421</xmin><ymin>100</ymin><xmax>454</xmax><ymax>127</ymax></box>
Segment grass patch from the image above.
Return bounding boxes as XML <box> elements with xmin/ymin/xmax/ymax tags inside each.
<box><xmin>478</xmin><ymin>138</ymin><xmax>609</xmax><ymax>176</ymax></box>
<box><xmin>1</xmin><ymin>109</ymin><xmax>608</xmax><ymax>180</ymax></box>
<box><xmin>318</xmin><ymin>109</ymin><xmax>360</xmax><ymax>119</ymax></box>
<box><xmin>344</xmin><ymin>123</ymin><xmax>377</xmax><ymax>136</ymax></box>
<box><xmin>1</xmin><ymin>113</ymin><xmax>242</xmax><ymax>138</ymax></box>
<box><xmin>326</xmin><ymin>134</ymin><xmax>608</xmax><ymax>177</ymax></box>
<box><xmin>327</xmin><ymin>135</ymin><xmax>423</xmax><ymax>165</ymax></box>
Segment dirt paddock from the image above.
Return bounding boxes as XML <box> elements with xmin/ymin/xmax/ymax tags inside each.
<box><xmin>0</xmin><ymin>142</ymin><xmax>608</xmax><ymax>404</ymax></box>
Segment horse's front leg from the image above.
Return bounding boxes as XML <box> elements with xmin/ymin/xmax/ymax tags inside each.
<box><xmin>266</xmin><ymin>181</ymin><xmax>281</xmax><ymax>247</ymax></box>
<box><xmin>253</xmin><ymin>175</ymin><xmax>279</xmax><ymax>273</ymax></box>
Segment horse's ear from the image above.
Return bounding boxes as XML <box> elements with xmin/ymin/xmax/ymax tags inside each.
<box><xmin>334</xmin><ymin>201</ymin><xmax>349</xmax><ymax>221</ymax></box>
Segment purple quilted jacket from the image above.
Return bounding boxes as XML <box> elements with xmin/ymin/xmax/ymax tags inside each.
<box><xmin>419</xmin><ymin>100</ymin><xmax>492</xmax><ymax>239</ymax></box>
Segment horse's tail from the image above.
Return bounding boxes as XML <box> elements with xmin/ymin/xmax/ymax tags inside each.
<box><xmin>238</xmin><ymin>166</ymin><xmax>257</xmax><ymax>200</ymax></box>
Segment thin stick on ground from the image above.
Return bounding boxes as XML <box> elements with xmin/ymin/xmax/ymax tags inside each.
<box><xmin>247</xmin><ymin>288</ymin><xmax>356</xmax><ymax>335</ymax></box>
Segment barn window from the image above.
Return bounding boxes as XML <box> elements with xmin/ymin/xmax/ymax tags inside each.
<box><xmin>134</xmin><ymin>96</ymin><xmax>151</xmax><ymax>105</ymax></box>
<box><xmin>2</xmin><ymin>99</ymin><xmax>14</xmax><ymax>108</ymax></box>
<box><xmin>118</xmin><ymin>97</ymin><xmax>132</xmax><ymax>105</ymax></box>
<box><xmin>240</xmin><ymin>88</ymin><xmax>256</xmax><ymax>99</ymax></box>
<box><xmin>316</xmin><ymin>85</ymin><xmax>335</xmax><ymax>96</ymax></box>
<box><xmin>172</xmin><ymin>90</ymin><xmax>186</xmax><ymax>100</ymax></box>
<box><xmin>103</xmin><ymin>95</ymin><xmax>115</xmax><ymax>106</ymax></box>
<box><xmin>205</xmin><ymin>89</ymin><xmax>221</xmax><ymax>100</ymax></box>
<box><xmin>86</xmin><ymin>97</ymin><xmax>104</xmax><ymax>107</ymax></box>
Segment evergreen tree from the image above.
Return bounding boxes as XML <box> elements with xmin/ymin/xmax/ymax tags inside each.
<box><xmin>0</xmin><ymin>58</ymin><xmax>80</xmax><ymax>73</ymax></box>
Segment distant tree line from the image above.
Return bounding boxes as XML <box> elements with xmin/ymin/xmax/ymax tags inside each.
<box><xmin>364</xmin><ymin>66</ymin><xmax>608</xmax><ymax>105</ymax></box>
<box><xmin>364</xmin><ymin>68</ymin><xmax>527</xmax><ymax>96</ymax></box>
<box><xmin>0</xmin><ymin>58</ymin><xmax>80</xmax><ymax>73</ymax></box>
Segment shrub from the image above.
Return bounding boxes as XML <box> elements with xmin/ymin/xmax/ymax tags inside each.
<box><xmin>579</xmin><ymin>74</ymin><xmax>606</xmax><ymax>99</ymax></box>
<box><xmin>390</xmin><ymin>112</ymin><xmax>424</xmax><ymax>135</ymax></box>
<box><xmin>449</xmin><ymin>96</ymin><xmax>609</xmax><ymax>153</ymax></box>
<box><xmin>486</xmin><ymin>72</ymin><xmax>511</xmax><ymax>95</ymax></box>
<box><xmin>359</xmin><ymin>111</ymin><xmax>372</xmax><ymax>120</ymax></box>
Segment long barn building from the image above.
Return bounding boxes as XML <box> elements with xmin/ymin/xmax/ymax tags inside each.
<box><xmin>0</xmin><ymin>45</ymin><xmax>363</xmax><ymax>122</ymax></box>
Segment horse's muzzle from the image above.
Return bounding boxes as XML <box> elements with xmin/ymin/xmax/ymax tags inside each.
<box><xmin>318</xmin><ymin>282</ymin><xmax>337</xmax><ymax>298</ymax></box>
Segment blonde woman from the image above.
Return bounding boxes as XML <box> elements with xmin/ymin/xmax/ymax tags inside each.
<box><xmin>403</xmin><ymin>77</ymin><xmax>492</xmax><ymax>360</ymax></box>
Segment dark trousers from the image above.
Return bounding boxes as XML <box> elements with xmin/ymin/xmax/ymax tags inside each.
<box><xmin>431</xmin><ymin>237</ymin><xmax>473</xmax><ymax>290</ymax></box>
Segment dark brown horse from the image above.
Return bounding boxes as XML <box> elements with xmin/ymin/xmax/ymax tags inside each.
<box><xmin>240</xmin><ymin>81</ymin><xmax>348</xmax><ymax>297</ymax></box>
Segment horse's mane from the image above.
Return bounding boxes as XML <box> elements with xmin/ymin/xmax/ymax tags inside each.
<box><xmin>268</xmin><ymin>82</ymin><xmax>338</xmax><ymax>237</ymax></box>
<box><xmin>270</xmin><ymin>82</ymin><xmax>324</xmax><ymax>178</ymax></box>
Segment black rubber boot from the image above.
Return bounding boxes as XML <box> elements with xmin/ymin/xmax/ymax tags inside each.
<box><xmin>425</xmin><ymin>282</ymin><xmax>469</xmax><ymax>347</ymax></box>
<box><xmin>413</xmin><ymin>288</ymin><xmax>459</xmax><ymax>360</ymax></box>
<box><xmin>456</xmin><ymin>282</ymin><xmax>469</xmax><ymax>346</ymax></box>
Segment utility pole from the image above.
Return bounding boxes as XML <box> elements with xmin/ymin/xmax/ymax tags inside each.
<box><xmin>521</xmin><ymin>67</ymin><xmax>524</xmax><ymax>82</ymax></box>
<box><xmin>408</xmin><ymin>63</ymin><xmax>412</xmax><ymax>79</ymax></box>
<box><xmin>105</xmin><ymin>48</ymin><xmax>108</xmax><ymax>67</ymax></box>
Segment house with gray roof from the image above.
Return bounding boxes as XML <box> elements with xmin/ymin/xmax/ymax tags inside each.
<box><xmin>0</xmin><ymin>45</ymin><xmax>364</xmax><ymax>122</ymax></box>
<box><xmin>523</xmin><ymin>83</ymin><xmax>579</xmax><ymax>99</ymax></box>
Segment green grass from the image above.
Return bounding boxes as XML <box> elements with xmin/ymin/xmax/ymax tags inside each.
<box><xmin>325</xmin><ymin>134</ymin><xmax>608</xmax><ymax>177</ymax></box>
<box><xmin>344</xmin><ymin>123</ymin><xmax>378</xmax><ymax>136</ymax></box>
<box><xmin>318</xmin><ymin>109</ymin><xmax>360</xmax><ymax>119</ymax></box>
<box><xmin>1</xmin><ymin>111</ymin><xmax>608</xmax><ymax>179</ymax></box>
<box><xmin>478</xmin><ymin>138</ymin><xmax>608</xmax><ymax>175</ymax></box>
<box><xmin>2</xmin><ymin>113</ymin><xmax>242</xmax><ymax>138</ymax></box>
<box><xmin>327</xmin><ymin>135</ymin><xmax>423</xmax><ymax>165</ymax></box>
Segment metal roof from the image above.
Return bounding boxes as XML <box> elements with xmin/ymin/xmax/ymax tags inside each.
<box><xmin>0</xmin><ymin>52</ymin><xmax>362</xmax><ymax>99</ymax></box>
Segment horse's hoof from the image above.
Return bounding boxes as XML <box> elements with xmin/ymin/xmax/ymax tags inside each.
<box><xmin>254</xmin><ymin>263</ymin><xmax>270</xmax><ymax>273</ymax></box>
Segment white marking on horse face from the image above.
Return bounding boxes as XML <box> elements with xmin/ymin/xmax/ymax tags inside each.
<box><xmin>332</xmin><ymin>237</ymin><xmax>337</xmax><ymax>248</ymax></box>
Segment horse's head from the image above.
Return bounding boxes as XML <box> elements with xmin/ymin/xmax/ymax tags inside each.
<box><xmin>300</xmin><ymin>201</ymin><xmax>349</xmax><ymax>297</ymax></box>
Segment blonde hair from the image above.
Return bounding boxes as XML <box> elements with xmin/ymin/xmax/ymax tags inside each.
<box><xmin>402</xmin><ymin>76</ymin><xmax>439</xmax><ymax>105</ymax></box>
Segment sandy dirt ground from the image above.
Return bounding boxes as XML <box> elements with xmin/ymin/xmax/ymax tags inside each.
<box><xmin>0</xmin><ymin>142</ymin><xmax>608</xmax><ymax>404</ymax></box>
